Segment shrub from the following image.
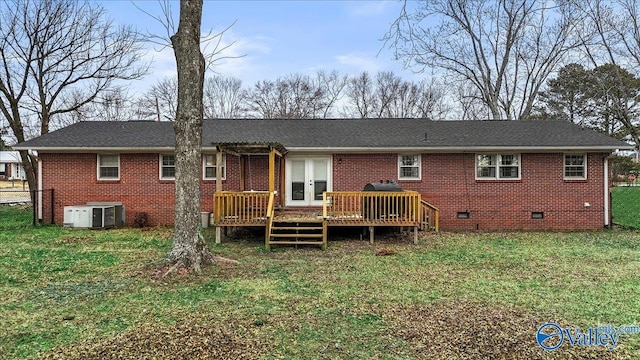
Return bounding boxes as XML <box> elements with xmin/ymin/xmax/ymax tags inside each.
<box><xmin>133</xmin><ymin>212</ymin><xmax>149</xmax><ymax>228</ymax></box>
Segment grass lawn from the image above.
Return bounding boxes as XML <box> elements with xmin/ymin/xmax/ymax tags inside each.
<box><xmin>612</xmin><ymin>186</ymin><xmax>640</xmax><ymax>228</ymax></box>
<box><xmin>0</xmin><ymin>203</ymin><xmax>33</xmax><ymax>228</ymax></box>
<box><xmin>1</xmin><ymin>206</ymin><xmax>639</xmax><ymax>359</ymax></box>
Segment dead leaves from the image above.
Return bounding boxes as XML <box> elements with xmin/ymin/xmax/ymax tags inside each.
<box><xmin>41</xmin><ymin>318</ymin><xmax>264</xmax><ymax>360</ymax></box>
<box><xmin>376</xmin><ymin>248</ymin><xmax>397</xmax><ymax>256</ymax></box>
<box><xmin>385</xmin><ymin>300</ymin><xmax>624</xmax><ymax>360</ymax></box>
<box><xmin>39</xmin><ymin>300</ymin><xmax>630</xmax><ymax>360</ymax></box>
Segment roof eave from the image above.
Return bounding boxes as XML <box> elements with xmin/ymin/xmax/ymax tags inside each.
<box><xmin>11</xmin><ymin>146</ymin><xmax>180</xmax><ymax>152</ymax></box>
<box><xmin>12</xmin><ymin>145</ymin><xmax>632</xmax><ymax>153</ymax></box>
<box><xmin>286</xmin><ymin>145</ymin><xmax>632</xmax><ymax>153</ymax></box>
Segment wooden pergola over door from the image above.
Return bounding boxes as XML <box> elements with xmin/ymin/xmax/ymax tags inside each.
<box><xmin>213</xmin><ymin>142</ymin><xmax>287</xmax><ymax>195</ymax></box>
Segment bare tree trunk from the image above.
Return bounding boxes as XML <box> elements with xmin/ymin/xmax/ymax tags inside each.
<box><xmin>167</xmin><ymin>0</ymin><xmax>212</xmax><ymax>272</ymax></box>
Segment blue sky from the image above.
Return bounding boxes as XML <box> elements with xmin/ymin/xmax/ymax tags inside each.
<box><xmin>100</xmin><ymin>0</ymin><xmax>422</xmax><ymax>90</ymax></box>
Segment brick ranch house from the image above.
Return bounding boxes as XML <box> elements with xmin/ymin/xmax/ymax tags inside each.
<box><xmin>14</xmin><ymin>118</ymin><xmax>631</xmax><ymax>235</ymax></box>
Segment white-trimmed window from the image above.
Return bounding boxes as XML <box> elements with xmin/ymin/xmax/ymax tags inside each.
<box><xmin>398</xmin><ymin>154</ymin><xmax>421</xmax><ymax>180</ymax></box>
<box><xmin>160</xmin><ymin>154</ymin><xmax>175</xmax><ymax>179</ymax></box>
<box><xmin>476</xmin><ymin>154</ymin><xmax>521</xmax><ymax>180</ymax></box>
<box><xmin>564</xmin><ymin>154</ymin><xmax>587</xmax><ymax>179</ymax></box>
<box><xmin>203</xmin><ymin>154</ymin><xmax>226</xmax><ymax>180</ymax></box>
<box><xmin>97</xmin><ymin>154</ymin><xmax>119</xmax><ymax>180</ymax></box>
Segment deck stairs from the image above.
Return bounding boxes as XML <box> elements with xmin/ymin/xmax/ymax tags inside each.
<box><xmin>266</xmin><ymin>212</ymin><xmax>327</xmax><ymax>250</ymax></box>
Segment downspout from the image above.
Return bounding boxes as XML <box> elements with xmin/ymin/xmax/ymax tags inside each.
<box><xmin>604</xmin><ymin>156</ymin><xmax>609</xmax><ymax>228</ymax></box>
<box><xmin>37</xmin><ymin>152</ymin><xmax>42</xmax><ymax>221</ymax></box>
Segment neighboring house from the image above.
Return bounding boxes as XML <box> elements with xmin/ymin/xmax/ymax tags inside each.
<box><xmin>0</xmin><ymin>151</ymin><xmax>25</xmax><ymax>181</ymax></box>
<box><xmin>13</xmin><ymin>119</ymin><xmax>632</xmax><ymax>233</ymax></box>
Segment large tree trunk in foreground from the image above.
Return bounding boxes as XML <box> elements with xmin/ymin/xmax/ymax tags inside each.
<box><xmin>167</xmin><ymin>0</ymin><xmax>212</xmax><ymax>272</ymax></box>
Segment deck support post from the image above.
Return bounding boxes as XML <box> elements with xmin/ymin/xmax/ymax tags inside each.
<box><xmin>215</xmin><ymin>226</ymin><xmax>222</xmax><ymax>244</ymax></box>
<box><xmin>369</xmin><ymin>226</ymin><xmax>374</xmax><ymax>244</ymax></box>
<box><xmin>321</xmin><ymin>220</ymin><xmax>328</xmax><ymax>250</ymax></box>
<box><xmin>413</xmin><ymin>226</ymin><xmax>418</xmax><ymax>244</ymax></box>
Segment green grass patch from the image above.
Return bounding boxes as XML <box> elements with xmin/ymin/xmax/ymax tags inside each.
<box><xmin>0</xmin><ymin>204</ymin><xmax>33</xmax><ymax>229</ymax></box>
<box><xmin>612</xmin><ymin>186</ymin><xmax>640</xmax><ymax>228</ymax></box>
<box><xmin>1</xmin><ymin>205</ymin><xmax>639</xmax><ymax>358</ymax></box>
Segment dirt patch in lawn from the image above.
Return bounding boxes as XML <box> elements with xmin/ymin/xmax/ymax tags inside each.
<box><xmin>385</xmin><ymin>299</ymin><xmax>625</xmax><ymax>359</ymax></box>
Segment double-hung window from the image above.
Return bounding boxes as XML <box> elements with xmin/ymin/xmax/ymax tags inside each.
<box><xmin>160</xmin><ymin>154</ymin><xmax>175</xmax><ymax>179</ymax></box>
<box><xmin>398</xmin><ymin>154</ymin><xmax>421</xmax><ymax>180</ymax></box>
<box><xmin>203</xmin><ymin>154</ymin><xmax>226</xmax><ymax>180</ymax></box>
<box><xmin>476</xmin><ymin>154</ymin><xmax>520</xmax><ymax>180</ymax></box>
<box><xmin>564</xmin><ymin>154</ymin><xmax>586</xmax><ymax>179</ymax></box>
<box><xmin>97</xmin><ymin>154</ymin><xmax>119</xmax><ymax>180</ymax></box>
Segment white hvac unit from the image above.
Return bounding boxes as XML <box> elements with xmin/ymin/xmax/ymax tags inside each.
<box><xmin>63</xmin><ymin>205</ymin><xmax>116</xmax><ymax>229</ymax></box>
<box><xmin>63</xmin><ymin>205</ymin><xmax>92</xmax><ymax>228</ymax></box>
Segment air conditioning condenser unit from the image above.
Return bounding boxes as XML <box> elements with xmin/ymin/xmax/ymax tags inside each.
<box><xmin>63</xmin><ymin>205</ymin><xmax>116</xmax><ymax>229</ymax></box>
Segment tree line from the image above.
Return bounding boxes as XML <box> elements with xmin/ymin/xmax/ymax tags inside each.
<box><xmin>67</xmin><ymin>70</ymin><xmax>449</xmax><ymax>125</ymax></box>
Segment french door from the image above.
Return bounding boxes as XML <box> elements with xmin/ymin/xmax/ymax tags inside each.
<box><xmin>285</xmin><ymin>156</ymin><xmax>332</xmax><ymax>206</ymax></box>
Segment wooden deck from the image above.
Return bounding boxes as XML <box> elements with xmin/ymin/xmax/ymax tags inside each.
<box><xmin>213</xmin><ymin>190</ymin><xmax>439</xmax><ymax>249</ymax></box>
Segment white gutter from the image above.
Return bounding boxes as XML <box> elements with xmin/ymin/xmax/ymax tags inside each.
<box><xmin>11</xmin><ymin>146</ymin><xmax>222</xmax><ymax>153</ymax></box>
<box><xmin>11</xmin><ymin>147</ymin><xmax>177</xmax><ymax>152</ymax></box>
<box><xmin>604</xmin><ymin>156</ymin><xmax>609</xmax><ymax>227</ymax></box>
<box><xmin>285</xmin><ymin>146</ymin><xmax>633</xmax><ymax>153</ymax></box>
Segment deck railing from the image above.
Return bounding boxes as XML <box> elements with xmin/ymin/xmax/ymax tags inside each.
<box><xmin>420</xmin><ymin>200</ymin><xmax>439</xmax><ymax>232</ymax></box>
<box><xmin>213</xmin><ymin>190</ymin><xmax>439</xmax><ymax>232</ymax></box>
<box><xmin>213</xmin><ymin>191</ymin><xmax>271</xmax><ymax>226</ymax></box>
<box><xmin>323</xmin><ymin>191</ymin><xmax>421</xmax><ymax>226</ymax></box>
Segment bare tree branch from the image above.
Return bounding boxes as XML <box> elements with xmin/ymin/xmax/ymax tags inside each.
<box><xmin>0</xmin><ymin>0</ymin><xmax>147</xmax><ymax>191</ymax></box>
<box><xmin>134</xmin><ymin>0</ymin><xmax>244</xmax><ymax>72</ymax></box>
<box><xmin>383</xmin><ymin>0</ymin><xmax>583</xmax><ymax>120</ymax></box>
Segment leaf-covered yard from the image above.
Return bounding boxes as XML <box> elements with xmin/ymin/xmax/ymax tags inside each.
<box><xmin>1</xmin><ymin>207</ymin><xmax>639</xmax><ymax>359</ymax></box>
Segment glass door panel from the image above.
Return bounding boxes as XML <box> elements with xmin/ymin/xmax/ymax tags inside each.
<box><xmin>291</xmin><ymin>159</ymin><xmax>305</xmax><ymax>201</ymax></box>
<box><xmin>313</xmin><ymin>159</ymin><xmax>328</xmax><ymax>201</ymax></box>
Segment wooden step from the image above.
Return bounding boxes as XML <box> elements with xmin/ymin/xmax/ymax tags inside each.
<box><xmin>266</xmin><ymin>215</ymin><xmax>327</xmax><ymax>250</ymax></box>
<box><xmin>268</xmin><ymin>240</ymin><xmax>325</xmax><ymax>245</ymax></box>
<box><xmin>270</xmin><ymin>233</ymin><xmax>323</xmax><ymax>238</ymax></box>
<box><xmin>272</xmin><ymin>219</ymin><xmax>324</xmax><ymax>224</ymax></box>
<box><xmin>271</xmin><ymin>226</ymin><xmax>323</xmax><ymax>231</ymax></box>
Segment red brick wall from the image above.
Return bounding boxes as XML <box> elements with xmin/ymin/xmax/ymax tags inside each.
<box><xmin>41</xmin><ymin>151</ymin><xmax>609</xmax><ymax>230</ymax></box>
<box><xmin>334</xmin><ymin>152</ymin><xmax>609</xmax><ymax>230</ymax></box>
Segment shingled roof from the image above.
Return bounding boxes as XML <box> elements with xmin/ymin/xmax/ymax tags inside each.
<box><xmin>13</xmin><ymin>118</ymin><xmax>632</xmax><ymax>152</ymax></box>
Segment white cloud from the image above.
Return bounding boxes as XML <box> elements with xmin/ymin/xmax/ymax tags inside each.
<box><xmin>146</xmin><ymin>47</ymin><xmax>177</xmax><ymax>75</ymax></box>
<box><xmin>130</xmin><ymin>30</ymin><xmax>273</xmax><ymax>90</ymax></box>
<box><xmin>335</xmin><ymin>52</ymin><xmax>383</xmax><ymax>74</ymax></box>
<box><xmin>208</xmin><ymin>34</ymin><xmax>273</xmax><ymax>83</ymax></box>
